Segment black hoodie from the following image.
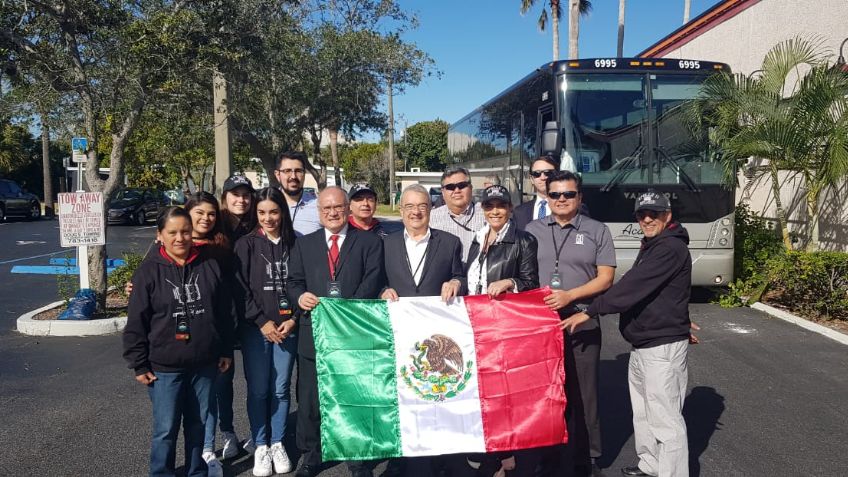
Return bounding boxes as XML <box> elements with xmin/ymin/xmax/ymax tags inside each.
<box><xmin>234</xmin><ymin>230</ymin><xmax>295</xmax><ymax>328</ymax></box>
<box><xmin>123</xmin><ymin>246</ymin><xmax>235</xmax><ymax>375</ymax></box>
<box><xmin>586</xmin><ymin>222</ymin><xmax>692</xmax><ymax>348</ymax></box>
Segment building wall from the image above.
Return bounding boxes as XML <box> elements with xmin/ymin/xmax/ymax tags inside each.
<box><xmin>656</xmin><ymin>0</ymin><xmax>848</xmax><ymax>250</ymax></box>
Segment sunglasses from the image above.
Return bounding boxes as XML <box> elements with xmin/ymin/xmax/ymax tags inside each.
<box><xmin>443</xmin><ymin>181</ymin><xmax>471</xmax><ymax>191</ymax></box>
<box><xmin>635</xmin><ymin>210</ymin><xmax>665</xmax><ymax>220</ymax></box>
<box><xmin>548</xmin><ymin>191</ymin><xmax>578</xmax><ymax>200</ymax></box>
<box><xmin>530</xmin><ymin>169</ymin><xmax>556</xmax><ymax>178</ymax></box>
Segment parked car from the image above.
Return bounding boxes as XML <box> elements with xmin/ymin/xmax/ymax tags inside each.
<box><xmin>0</xmin><ymin>179</ymin><xmax>41</xmax><ymax>222</ymax></box>
<box><xmin>429</xmin><ymin>186</ymin><xmax>444</xmax><ymax>208</ymax></box>
<box><xmin>107</xmin><ymin>188</ymin><xmax>168</xmax><ymax>225</ymax></box>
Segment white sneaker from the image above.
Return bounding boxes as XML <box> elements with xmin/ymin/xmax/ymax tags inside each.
<box><xmin>243</xmin><ymin>437</ymin><xmax>257</xmax><ymax>454</ymax></box>
<box><xmin>221</xmin><ymin>431</ymin><xmax>241</xmax><ymax>459</ymax></box>
<box><xmin>253</xmin><ymin>445</ymin><xmax>273</xmax><ymax>477</ymax></box>
<box><xmin>203</xmin><ymin>451</ymin><xmax>224</xmax><ymax>477</ymax></box>
<box><xmin>270</xmin><ymin>442</ymin><xmax>293</xmax><ymax>474</ymax></box>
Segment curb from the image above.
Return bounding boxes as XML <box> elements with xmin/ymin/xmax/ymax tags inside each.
<box><xmin>16</xmin><ymin>300</ymin><xmax>127</xmax><ymax>337</ymax></box>
<box><xmin>751</xmin><ymin>302</ymin><xmax>848</xmax><ymax>346</ymax></box>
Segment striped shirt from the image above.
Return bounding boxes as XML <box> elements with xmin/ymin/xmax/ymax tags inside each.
<box><xmin>429</xmin><ymin>202</ymin><xmax>486</xmax><ymax>263</ymax></box>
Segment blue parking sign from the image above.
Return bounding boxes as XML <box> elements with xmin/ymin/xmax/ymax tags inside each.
<box><xmin>72</xmin><ymin>137</ymin><xmax>88</xmax><ymax>152</ymax></box>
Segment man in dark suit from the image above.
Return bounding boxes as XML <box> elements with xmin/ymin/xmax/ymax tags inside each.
<box><xmin>514</xmin><ymin>156</ymin><xmax>559</xmax><ymax>230</ymax></box>
<box><xmin>380</xmin><ymin>184</ymin><xmax>469</xmax><ymax>477</ymax></box>
<box><xmin>287</xmin><ymin>186</ymin><xmax>386</xmax><ymax>477</ymax></box>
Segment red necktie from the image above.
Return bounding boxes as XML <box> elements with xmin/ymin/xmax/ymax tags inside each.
<box><xmin>328</xmin><ymin>234</ymin><xmax>340</xmax><ymax>278</ymax></box>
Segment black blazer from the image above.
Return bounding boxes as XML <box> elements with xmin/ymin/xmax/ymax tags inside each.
<box><xmin>383</xmin><ymin>228</ymin><xmax>467</xmax><ymax>297</ymax></box>
<box><xmin>287</xmin><ymin>227</ymin><xmax>386</xmax><ymax>358</ymax></box>
<box><xmin>513</xmin><ymin>199</ymin><xmax>535</xmax><ymax>231</ymax></box>
<box><xmin>465</xmin><ymin>223</ymin><xmax>539</xmax><ymax>294</ymax></box>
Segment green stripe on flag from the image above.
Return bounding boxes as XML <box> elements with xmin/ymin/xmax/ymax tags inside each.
<box><xmin>312</xmin><ymin>298</ymin><xmax>401</xmax><ymax>460</ymax></box>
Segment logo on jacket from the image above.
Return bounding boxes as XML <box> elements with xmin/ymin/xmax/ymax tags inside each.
<box><xmin>399</xmin><ymin>334</ymin><xmax>473</xmax><ymax>402</ymax></box>
<box><xmin>165</xmin><ymin>274</ymin><xmax>201</xmax><ymax>304</ymax></box>
<box><xmin>575</xmin><ymin>233</ymin><xmax>584</xmax><ymax>245</ymax></box>
<box><xmin>261</xmin><ymin>253</ymin><xmax>287</xmax><ymax>291</ymax></box>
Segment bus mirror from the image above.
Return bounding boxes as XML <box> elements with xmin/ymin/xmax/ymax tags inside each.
<box><xmin>541</xmin><ymin>121</ymin><xmax>560</xmax><ymax>156</ymax></box>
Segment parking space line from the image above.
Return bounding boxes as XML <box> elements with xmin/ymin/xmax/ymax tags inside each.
<box><xmin>0</xmin><ymin>249</ymin><xmax>69</xmax><ymax>265</ymax></box>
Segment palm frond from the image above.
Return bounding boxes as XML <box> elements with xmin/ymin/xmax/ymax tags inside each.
<box><xmin>537</xmin><ymin>9</ymin><xmax>548</xmax><ymax>31</ymax></box>
<box><xmin>520</xmin><ymin>0</ymin><xmax>536</xmax><ymax>15</ymax></box>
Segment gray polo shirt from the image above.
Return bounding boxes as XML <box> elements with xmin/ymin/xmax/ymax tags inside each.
<box><xmin>526</xmin><ymin>214</ymin><xmax>616</xmax><ymax>330</ymax></box>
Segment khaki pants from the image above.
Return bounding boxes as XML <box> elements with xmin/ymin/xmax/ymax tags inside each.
<box><xmin>629</xmin><ymin>340</ymin><xmax>689</xmax><ymax>477</ymax></box>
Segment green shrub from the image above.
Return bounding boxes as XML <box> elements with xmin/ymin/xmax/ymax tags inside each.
<box><xmin>108</xmin><ymin>252</ymin><xmax>145</xmax><ymax>298</ymax></box>
<box><xmin>717</xmin><ymin>203</ymin><xmax>785</xmax><ymax>307</ymax></box>
<box><xmin>766</xmin><ymin>252</ymin><xmax>848</xmax><ymax>321</ymax></box>
<box><xmin>56</xmin><ymin>253</ymin><xmax>76</xmax><ymax>303</ymax></box>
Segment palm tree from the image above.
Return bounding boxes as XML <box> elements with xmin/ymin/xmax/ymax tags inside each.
<box><xmin>617</xmin><ymin>0</ymin><xmax>625</xmax><ymax>57</ymax></box>
<box><xmin>688</xmin><ymin>37</ymin><xmax>848</xmax><ymax>251</ymax></box>
<box><xmin>521</xmin><ymin>0</ymin><xmax>591</xmax><ymax>61</ymax></box>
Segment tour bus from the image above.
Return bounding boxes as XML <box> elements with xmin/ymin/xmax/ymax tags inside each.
<box><xmin>448</xmin><ymin>58</ymin><xmax>734</xmax><ymax>286</ymax></box>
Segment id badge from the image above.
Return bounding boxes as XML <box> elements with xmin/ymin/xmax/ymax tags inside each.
<box><xmin>278</xmin><ymin>295</ymin><xmax>291</xmax><ymax>316</ymax></box>
<box><xmin>327</xmin><ymin>281</ymin><xmax>342</xmax><ymax>297</ymax></box>
<box><xmin>176</xmin><ymin>318</ymin><xmax>191</xmax><ymax>341</ymax></box>
<box><xmin>550</xmin><ymin>272</ymin><xmax>563</xmax><ymax>290</ymax></box>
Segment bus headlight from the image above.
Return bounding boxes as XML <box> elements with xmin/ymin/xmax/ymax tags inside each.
<box><xmin>714</xmin><ymin>275</ymin><xmax>723</xmax><ymax>284</ymax></box>
<box><xmin>721</xmin><ymin>228</ymin><xmax>729</xmax><ymax>236</ymax></box>
<box><xmin>719</xmin><ymin>238</ymin><xmax>728</xmax><ymax>246</ymax></box>
<box><xmin>721</xmin><ymin>218</ymin><xmax>731</xmax><ymax>226</ymax></box>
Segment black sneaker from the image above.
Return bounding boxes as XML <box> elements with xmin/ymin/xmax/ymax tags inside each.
<box><xmin>621</xmin><ymin>466</ymin><xmax>650</xmax><ymax>476</ymax></box>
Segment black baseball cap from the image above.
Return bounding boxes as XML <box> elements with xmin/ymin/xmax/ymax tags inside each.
<box><xmin>223</xmin><ymin>175</ymin><xmax>254</xmax><ymax>194</ymax></box>
<box><xmin>481</xmin><ymin>185</ymin><xmax>512</xmax><ymax>205</ymax></box>
<box><xmin>348</xmin><ymin>183</ymin><xmax>376</xmax><ymax>199</ymax></box>
<box><xmin>634</xmin><ymin>190</ymin><xmax>671</xmax><ymax>212</ymax></box>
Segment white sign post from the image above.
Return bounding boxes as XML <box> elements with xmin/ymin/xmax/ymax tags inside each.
<box><xmin>58</xmin><ymin>192</ymin><xmax>105</xmax><ymax>289</ymax></box>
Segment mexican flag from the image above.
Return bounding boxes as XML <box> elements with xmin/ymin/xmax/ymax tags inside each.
<box><xmin>311</xmin><ymin>288</ymin><xmax>567</xmax><ymax>461</ymax></box>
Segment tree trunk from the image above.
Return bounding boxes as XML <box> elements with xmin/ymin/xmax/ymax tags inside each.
<box><xmin>309</xmin><ymin>129</ymin><xmax>328</xmax><ymax>189</ymax></box>
<box><xmin>329</xmin><ymin>128</ymin><xmax>340</xmax><ymax>187</ymax></box>
<box><xmin>40</xmin><ymin>111</ymin><xmax>54</xmax><ymax>217</ymax></box>
<box><xmin>769</xmin><ymin>168</ymin><xmax>793</xmax><ymax>250</ymax></box>
<box><xmin>805</xmin><ymin>186</ymin><xmax>821</xmax><ymax>252</ymax></box>
<box><xmin>552</xmin><ymin>0</ymin><xmax>560</xmax><ymax>61</ymax></box>
<box><xmin>617</xmin><ymin>0</ymin><xmax>626</xmax><ymax>58</ymax></box>
<box><xmin>568</xmin><ymin>0</ymin><xmax>579</xmax><ymax>59</ymax></box>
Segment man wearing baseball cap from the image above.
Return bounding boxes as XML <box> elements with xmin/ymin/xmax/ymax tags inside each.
<box><xmin>347</xmin><ymin>184</ymin><xmax>387</xmax><ymax>238</ymax></box>
<box><xmin>562</xmin><ymin>190</ymin><xmax>694</xmax><ymax>477</ymax></box>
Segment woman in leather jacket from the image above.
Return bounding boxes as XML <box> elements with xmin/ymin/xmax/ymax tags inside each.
<box><xmin>465</xmin><ymin>184</ymin><xmax>539</xmax><ymax>297</ymax></box>
<box><xmin>465</xmin><ymin>185</ymin><xmax>539</xmax><ymax>476</ymax></box>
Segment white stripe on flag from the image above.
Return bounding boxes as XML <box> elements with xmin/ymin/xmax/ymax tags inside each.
<box><xmin>388</xmin><ymin>297</ymin><xmax>486</xmax><ymax>456</ymax></box>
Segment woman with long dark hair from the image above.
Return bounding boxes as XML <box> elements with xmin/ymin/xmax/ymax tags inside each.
<box><xmin>233</xmin><ymin>187</ymin><xmax>298</xmax><ymax>476</ymax></box>
<box><xmin>123</xmin><ymin>207</ymin><xmax>234</xmax><ymax>477</ymax></box>
<box><xmin>220</xmin><ymin>175</ymin><xmax>258</xmax><ymax>243</ymax></box>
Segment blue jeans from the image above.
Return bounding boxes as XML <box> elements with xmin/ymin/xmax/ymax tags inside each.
<box><xmin>147</xmin><ymin>365</ymin><xmax>216</xmax><ymax>477</ymax></box>
<box><xmin>239</xmin><ymin>323</ymin><xmax>298</xmax><ymax>446</ymax></box>
<box><xmin>203</xmin><ymin>361</ymin><xmax>236</xmax><ymax>451</ymax></box>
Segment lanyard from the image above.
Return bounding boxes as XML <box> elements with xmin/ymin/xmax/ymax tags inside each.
<box><xmin>475</xmin><ymin>243</ymin><xmax>489</xmax><ymax>295</ymax></box>
<box><xmin>290</xmin><ymin>196</ymin><xmax>304</xmax><ymax>224</ymax></box>
<box><xmin>550</xmin><ymin>223</ymin><xmax>574</xmax><ymax>273</ymax></box>
<box><xmin>404</xmin><ymin>238</ymin><xmax>430</xmax><ymax>291</ymax></box>
<box><xmin>449</xmin><ymin>205</ymin><xmax>476</xmax><ymax>232</ymax></box>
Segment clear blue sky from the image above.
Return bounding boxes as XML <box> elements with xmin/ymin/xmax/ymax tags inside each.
<box><xmin>388</xmin><ymin>0</ymin><xmax>717</xmax><ymax>133</ymax></box>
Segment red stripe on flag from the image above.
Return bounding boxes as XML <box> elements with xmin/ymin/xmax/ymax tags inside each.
<box><xmin>465</xmin><ymin>288</ymin><xmax>567</xmax><ymax>452</ymax></box>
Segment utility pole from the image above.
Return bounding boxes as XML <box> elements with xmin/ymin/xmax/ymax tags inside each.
<box><xmin>617</xmin><ymin>0</ymin><xmax>626</xmax><ymax>58</ymax></box>
<box><xmin>213</xmin><ymin>69</ymin><xmax>232</xmax><ymax>195</ymax></box>
<box><xmin>387</xmin><ymin>77</ymin><xmax>396</xmax><ymax>210</ymax></box>
<box><xmin>683</xmin><ymin>0</ymin><xmax>691</xmax><ymax>23</ymax></box>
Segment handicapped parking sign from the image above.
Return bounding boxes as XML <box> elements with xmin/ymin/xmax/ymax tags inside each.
<box><xmin>72</xmin><ymin>137</ymin><xmax>88</xmax><ymax>152</ymax></box>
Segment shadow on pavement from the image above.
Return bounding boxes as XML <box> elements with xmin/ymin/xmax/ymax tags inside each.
<box><xmin>598</xmin><ymin>352</ymin><xmax>633</xmax><ymax>468</ymax></box>
<box><xmin>684</xmin><ymin>386</ymin><xmax>725</xmax><ymax>477</ymax></box>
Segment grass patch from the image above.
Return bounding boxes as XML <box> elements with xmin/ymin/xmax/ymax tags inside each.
<box><xmin>376</xmin><ymin>204</ymin><xmax>400</xmax><ymax>217</ymax></box>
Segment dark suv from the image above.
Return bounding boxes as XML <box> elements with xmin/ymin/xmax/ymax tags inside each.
<box><xmin>108</xmin><ymin>188</ymin><xmax>168</xmax><ymax>225</ymax></box>
<box><xmin>0</xmin><ymin>179</ymin><xmax>41</xmax><ymax>221</ymax></box>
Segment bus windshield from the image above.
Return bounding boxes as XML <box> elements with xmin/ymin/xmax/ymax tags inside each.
<box><xmin>559</xmin><ymin>72</ymin><xmax>722</xmax><ymax>187</ymax></box>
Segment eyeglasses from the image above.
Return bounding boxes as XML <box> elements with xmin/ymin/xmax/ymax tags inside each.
<box><xmin>530</xmin><ymin>169</ymin><xmax>555</xmax><ymax>178</ymax></box>
<box><xmin>320</xmin><ymin>205</ymin><xmax>346</xmax><ymax>214</ymax></box>
<box><xmin>401</xmin><ymin>204</ymin><xmax>429</xmax><ymax>213</ymax></box>
<box><xmin>443</xmin><ymin>181</ymin><xmax>471</xmax><ymax>191</ymax></box>
<box><xmin>277</xmin><ymin>168</ymin><xmax>305</xmax><ymax>175</ymax></box>
<box><xmin>548</xmin><ymin>191</ymin><xmax>578</xmax><ymax>200</ymax></box>
<box><xmin>635</xmin><ymin>210</ymin><xmax>664</xmax><ymax>220</ymax></box>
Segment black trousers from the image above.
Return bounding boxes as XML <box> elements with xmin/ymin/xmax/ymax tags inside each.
<box><xmin>564</xmin><ymin>327</ymin><xmax>602</xmax><ymax>467</ymax></box>
<box><xmin>385</xmin><ymin>454</ymin><xmax>476</xmax><ymax>477</ymax></box>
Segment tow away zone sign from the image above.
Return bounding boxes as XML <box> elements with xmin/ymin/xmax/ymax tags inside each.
<box><xmin>58</xmin><ymin>192</ymin><xmax>105</xmax><ymax>247</ymax></box>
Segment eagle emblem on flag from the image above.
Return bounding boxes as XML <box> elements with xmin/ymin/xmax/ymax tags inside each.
<box><xmin>399</xmin><ymin>334</ymin><xmax>474</xmax><ymax>402</ymax></box>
